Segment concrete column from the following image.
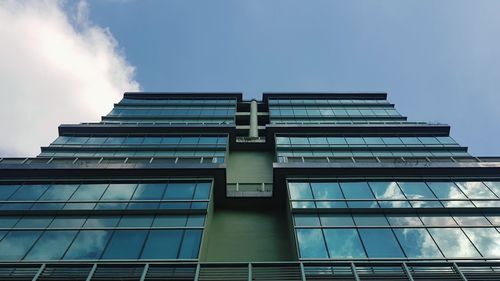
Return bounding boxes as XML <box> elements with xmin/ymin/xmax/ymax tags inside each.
<box><xmin>249</xmin><ymin>100</ymin><xmax>258</xmax><ymax>138</ymax></box>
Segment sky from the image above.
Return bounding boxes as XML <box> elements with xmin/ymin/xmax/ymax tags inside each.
<box><xmin>1</xmin><ymin>0</ymin><xmax>500</xmax><ymax>156</ymax></box>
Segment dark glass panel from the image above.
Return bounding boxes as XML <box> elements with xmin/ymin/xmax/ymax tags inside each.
<box><xmin>0</xmin><ymin>185</ymin><xmax>20</xmax><ymax>200</ymax></box>
<box><xmin>63</xmin><ymin>230</ymin><xmax>112</xmax><ymax>260</ymax></box>
<box><xmin>320</xmin><ymin>214</ymin><xmax>354</xmax><ymax>226</ymax></box>
<box><xmin>0</xmin><ymin>231</ymin><xmax>42</xmax><ymax>260</ymax></box>
<box><xmin>358</xmin><ymin>229</ymin><xmax>405</xmax><ymax>258</ymax></box>
<box><xmin>132</xmin><ymin>183</ymin><xmax>166</xmax><ymax>200</ymax></box>
<box><xmin>84</xmin><ymin>216</ymin><xmax>120</xmax><ymax>228</ymax></box>
<box><xmin>163</xmin><ymin>183</ymin><xmax>195</xmax><ymax>200</ymax></box>
<box><xmin>353</xmin><ymin>215</ymin><xmax>389</xmax><ymax>226</ymax></box>
<box><xmin>141</xmin><ymin>230</ymin><xmax>183</xmax><ymax>259</ymax></box>
<box><xmin>393</xmin><ymin>228</ymin><xmax>443</xmax><ymax>258</ymax></box>
<box><xmin>101</xmin><ymin>184</ymin><xmax>137</xmax><ymax>200</ymax></box>
<box><xmin>0</xmin><ymin>216</ymin><xmax>20</xmax><ymax>228</ymax></box>
<box><xmin>101</xmin><ymin>230</ymin><xmax>148</xmax><ymax>259</ymax></box>
<box><xmin>193</xmin><ymin>182</ymin><xmax>211</xmax><ymax>200</ymax></box>
<box><xmin>294</xmin><ymin>214</ymin><xmax>320</xmax><ymax>226</ymax></box>
<box><xmin>39</xmin><ymin>184</ymin><xmax>78</xmax><ymax>201</ymax></box>
<box><xmin>69</xmin><ymin>184</ymin><xmax>108</xmax><ymax>201</ymax></box>
<box><xmin>178</xmin><ymin>230</ymin><xmax>202</xmax><ymax>259</ymax></box>
<box><xmin>118</xmin><ymin>216</ymin><xmax>154</xmax><ymax>227</ymax></box>
<box><xmin>324</xmin><ymin>229</ymin><xmax>366</xmax><ymax>258</ymax></box>
<box><xmin>49</xmin><ymin>217</ymin><xmax>87</xmax><ymax>228</ymax></box>
<box><xmin>9</xmin><ymin>185</ymin><xmax>48</xmax><ymax>201</ymax></box>
<box><xmin>186</xmin><ymin>215</ymin><xmax>205</xmax><ymax>227</ymax></box>
<box><xmin>24</xmin><ymin>230</ymin><xmax>77</xmax><ymax>260</ymax></box>
<box><xmin>15</xmin><ymin>216</ymin><xmax>53</xmax><ymax>228</ymax></box>
<box><xmin>340</xmin><ymin>182</ymin><xmax>375</xmax><ymax>199</ymax></box>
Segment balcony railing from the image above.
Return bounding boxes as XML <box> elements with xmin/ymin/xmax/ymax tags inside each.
<box><xmin>0</xmin><ymin>261</ymin><xmax>499</xmax><ymax>280</ymax></box>
<box><xmin>226</xmin><ymin>183</ymin><xmax>273</xmax><ymax>197</ymax></box>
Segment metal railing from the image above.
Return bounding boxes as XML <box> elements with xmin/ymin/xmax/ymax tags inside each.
<box><xmin>226</xmin><ymin>183</ymin><xmax>273</xmax><ymax>197</ymax></box>
<box><xmin>0</xmin><ymin>156</ymin><xmax>223</xmax><ymax>166</ymax></box>
<box><xmin>0</xmin><ymin>261</ymin><xmax>499</xmax><ymax>281</ymax></box>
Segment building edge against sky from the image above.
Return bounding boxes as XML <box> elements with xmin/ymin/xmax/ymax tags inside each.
<box><xmin>0</xmin><ymin>92</ymin><xmax>499</xmax><ymax>280</ymax></box>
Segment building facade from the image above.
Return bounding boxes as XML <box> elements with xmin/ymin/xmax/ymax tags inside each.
<box><xmin>0</xmin><ymin>92</ymin><xmax>499</xmax><ymax>280</ymax></box>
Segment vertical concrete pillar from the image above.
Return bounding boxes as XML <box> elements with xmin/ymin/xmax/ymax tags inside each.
<box><xmin>249</xmin><ymin>100</ymin><xmax>258</xmax><ymax>138</ymax></box>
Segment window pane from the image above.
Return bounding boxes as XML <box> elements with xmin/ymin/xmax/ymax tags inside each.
<box><xmin>0</xmin><ymin>231</ymin><xmax>42</xmax><ymax>260</ymax></box>
<box><xmin>340</xmin><ymin>182</ymin><xmax>375</xmax><ymax>199</ymax></box>
<box><xmin>24</xmin><ymin>231</ymin><xmax>77</xmax><ymax>260</ymax></box>
<box><xmin>153</xmin><ymin>215</ymin><xmax>187</xmax><ymax>227</ymax></box>
<box><xmin>84</xmin><ymin>216</ymin><xmax>120</xmax><ymax>228</ymax></box>
<box><xmin>358</xmin><ymin>229</ymin><xmax>405</xmax><ymax>258</ymax></box>
<box><xmin>420</xmin><ymin>215</ymin><xmax>457</xmax><ymax>226</ymax></box>
<box><xmin>70</xmin><ymin>184</ymin><xmax>108</xmax><ymax>201</ymax></box>
<box><xmin>353</xmin><ymin>215</ymin><xmax>389</xmax><ymax>226</ymax></box>
<box><xmin>453</xmin><ymin>215</ymin><xmax>490</xmax><ymax>226</ymax></box>
<box><xmin>483</xmin><ymin>182</ymin><xmax>500</xmax><ymax>197</ymax></box>
<box><xmin>296</xmin><ymin>229</ymin><xmax>328</xmax><ymax>258</ymax></box>
<box><xmin>0</xmin><ymin>216</ymin><xmax>20</xmax><ymax>228</ymax></box>
<box><xmin>0</xmin><ymin>185</ymin><xmax>20</xmax><ymax>200</ymax></box>
<box><xmin>132</xmin><ymin>183</ymin><xmax>166</xmax><ymax>200</ymax></box>
<box><xmin>320</xmin><ymin>215</ymin><xmax>355</xmax><ymax>226</ymax></box>
<box><xmin>49</xmin><ymin>217</ymin><xmax>87</xmax><ymax>228</ymax></box>
<box><xmin>101</xmin><ymin>184</ymin><xmax>137</xmax><ymax>200</ymax></box>
<box><xmin>39</xmin><ymin>185</ymin><xmax>78</xmax><ymax>201</ymax></box>
<box><xmin>324</xmin><ymin>229</ymin><xmax>366</xmax><ymax>258</ymax></box>
<box><xmin>101</xmin><ymin>230</ymin><xmax>147</xmax><ymax>259</ymax></box>
<box><xmin>311</xmin><ymin>182</ymin><xmax>343</xmax><ymax>199</ymax></box>
<box><xmin>455</xmin><ymin>182</ymin><xmax>497</xmax><ymax>199</ymax></box>
<box><xmin>179</xmin><ymin>230</ymin><xmax>202</xmax><ymax>259</ymax></box>
<box><xmin>118</xmin><ymin>216</ymin><xmax>154</xmax><ymax>227</ymax></box>
<box><xmin>426</xmin><ymin>182</ymin><xmax>466</xmax><ymax>199</ymax></box>
<box><xmin>63</xmin><ymin>230</ymin><xmax>112</xmax><ymax>260</ymax></box>
<box><xmin>394</xmin><ymin>228</ymin><xmax>443</xmax><ymax>258</ymax></box>
<box><xmin>288</xmin><ymin>182</ymin><xmax>313</xmax><ymax>200</ymax></box>
<box><xmin>294</xmin><ymin>214</ymin><xmax>320</xmax><ymax>226</ymax></box>
<box><xmin>428</xmin><ymin>228</ymin><xmax>481</xmax><ymax>258</ymax></box>
<box><xmin>463</xmin><ymin>228</ymin><xmax>500</xmax><ymax>257</ymax></box>
<box><xmin>141</xmin><ymin>230</ymin><xmax>183</xmax><ymax>259</ymax></box>
<box><xmin>15</xmin><ymin>216</ymin><xmax>53</xmax><ymax>228</ymax></box>
<box><xmin>386</xmin><ymin>215</ymin><xmax>423</xmax><ymax>226</ymax></box>
<box><xmin>186</xmin><ymin>215</ymin><xmax>205</xmax><ymax>227</ymax></box>
<box><xmin>163</xmin><ymin>183</ymin><xmax>195</xmax><ymax>200</ymax></box>
<box><xmin>398</xmin><ymin>182</ymin><xmax>436</xmax><ymax>199</ymax></box>
<box><xmin>193</xmin><ymin>182</ymin><xmax>211</xmax><ymax>200</ymax></box>
<box><xmin>9</xmin><ymin>185</ymin><xmax>48</xmax><ymax>201</ymax></box>
<box><xmin>368</xmin><ymin>182</ymin><xmax>405</xmax><ymax>199</ymax></box>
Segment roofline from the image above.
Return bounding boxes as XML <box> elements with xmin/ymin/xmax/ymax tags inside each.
<box><xmin>262</xmin><ymin>92</ymin><xmax>387</xmax><ymax>102</ymax></box>
<box><xmin>123</xmin><ymin>92</ymin><xmax>243</xmax><ymax>101</ymax></box>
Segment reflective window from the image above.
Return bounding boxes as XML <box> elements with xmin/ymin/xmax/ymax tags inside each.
<box><xmin>420</xmin><ymin>215</ymin><xmax>457</xmax><ymax>226</ymax></box>
<box><xmin>15</xmin><ymin>216</ymin><xmax>53</xmax><ymax>228</ymax></box>
<box><xmin>386</xmin><ymin>215</ymin><xmax>423</xmax><ymax>226</ymax></box>
<box><xmin>193</xmin><ymin>182</ymin><xmax>211</xmax><ymax>200</ymax></box>
<box><xmin>50</xmin><ymin>217</ymin><xmax>86</xmax><ymax>228</ymax></box>
<box><xmin>453</xmin><ymin>215</ymin><xmax>490</xmax><ymax>226</ymax></box>
<box><xmin>84</xmin><ymin>216</ymin><xmax>120</xmax><ymax>228</ymax></box>
<box><xmin>69</xmin><ymin>184</ymin><xmax>107</xmax><ymax>201</ymax></box>
<box><xmin>164</xmin><ymin>183</ymin><xmax>195</xmax><ymax>200</ymax></box>
<box><xmin>132</xmin><ymin>183</ymin><xmax>166</xmax><ymax>200</ymax></box>
<box><xmin>311</xmin><ymin>182</ymin><xmax>343</xmax><ymax>200</ymax></box>
<box><xmin>9</xmin><ymin>185</ymin><xmax>48</xmax><ymax>201</ymax></box>
<box><xmin>39</xmin><ymin>185</ymin><xmax>78</xmax><ymax>201</ymax></box>
<box><xmin>294</xmin><ymin>214</ymin><xmax>320</xmax><ymax>226</ymax></box>
<box><xmin>141</xmin><ymin>230</ymin><xmax>183</xmax><ymax>259</ymax></box>
<box><xmin>296</xmin><ymin>229</ymin><xmax>328</xmax><ymax>258</ymax></box>
<box><xmin>428</xmin><ymin>228</ymin><xmax>481</xmax><ymax>258</ymax></box>
<box><xmin>353</xmin><ymin>215</ymin><xmax>389</xmax><ymax>226</ymax></box>
<box><xmin>320</xmin><ymin>214</ymin><xmax>355</xmax><ymax>226</ymax></box>
<box><xmin>24</xmin><ymin>231</ymin><xmax>77</xmax><ymax>260</ymax></box>
<box><xmin>0</xmin><ymin>185</ymin><xmax>20</xmax><ymax>200</ymax></box>
<box><xmin>118</xmin><ymin>216</ymin><xmax>154</xmax><ymax>227</ymax></box>
<box><xmin>179</xmin><ymin>230</ymin><xmax>202</xmax><ymax>259</ymax></box>
<box><xmin>368</xmin><ymin>182</ymin><xmax>405</xmax><ymax>199</ymax></box>
<box><xmin>427</xmin><ymin>182</ymin><xmax>466</xmax><ymax>199</ymax></box>
<box><xmin>340</xmin><ymin>182</ymin><xmax>374</xmax><ymax>199</ymax></box>
<box><xmin>358</xmin><ymin>229</ymin><xmax>404</xmax><ymax>258</ymax></box>
<box><xmin>463</xmin><ymin>228</ymin><xmax>500</xmax><ymax>257</ymax></box>
<box><xmin>398</xmin><ymin>182</ymin><xmax>436</xmax><ymax>199</ymax></box>
<box><xmin>324</xmin><ymin>229</ymin><xmax>366</xmax><ymax>258</ymax></box>
<box><xmin>101</xmin><ymin>184</ymin><xmax>137</xmax><ymax>200</ymax></box>
<box><xmin>393</xmin><ymin>228</ymin><xmax>442</xmax><ymax>258</ymax></box>
<box><xmin>288</xmin><ymin>182</ymin><xmax>313</xmax><ymax>200</ymax></box>
<box><xmin>0</xmin><ymin>231</ymin><xmax>42</xmax><ymax>260</ymax></box>
<box><xmin>153</xmin><ymin>215</ymin><xmax>187</xmax><ymax>227</ymax></box>
<box><xmin>455</xmin><ymin>182</ymin><xmax>497</xmax><ymax>199</ymax></box>
<box><xmin>102</xmin><ymin>230</ymin><xmax>147</xmax><ymax>259</ymax></box>
<box><xmin>63</xmin><ymin>230</ymin><xmax>112</xmax><ymax>260</ymax></box>
<box><xmin>483</xmin><ymin>182</ymin><xmax>500</xmax><ymax>197</ymax></box>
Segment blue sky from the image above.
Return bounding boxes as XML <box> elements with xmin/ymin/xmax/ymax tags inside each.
<box><xmin>82</xmin><ymin>0</ymin><xmax>500</xmax><ymax>155</ymax></box>
<box><xmin>1</xmin><ymin>0</ymin><xmax>499</xmax><ymax>156</ymax></box>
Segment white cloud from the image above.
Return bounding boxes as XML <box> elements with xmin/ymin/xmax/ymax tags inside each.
<box><xmin>0</xmin><ymin>0</ymin><xmax>140</xmax><ymax>157</ymax></box>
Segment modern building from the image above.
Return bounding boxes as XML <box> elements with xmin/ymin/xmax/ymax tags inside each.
<box><xmin>0</xmin><ymin>92</ymin><xmax>499</xmax><ymax>280</ymax></box>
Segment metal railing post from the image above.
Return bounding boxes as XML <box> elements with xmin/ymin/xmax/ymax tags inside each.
<box><xmin>453</xmin><ymin>262</ymin><xmax>468</xmax><ymax>281</ymax></box>
<box><xmin>299</xmin><ymin>262</ymin><xmax>306</xmax><ymax>281</ymax></box>
<box><xmin>86</xmin><ymin>263</ymin><xmax>97</xmax><ymax>281</ymax></box>
<box><xmin>402</xmin><ymin>262</ymin><xmax>414</xmax><ymax>281</ymax></box>
<box><xmin>194</xmin><ymin>263</ymin><xmax>201</xmax><ymax>281</ymax></box>
<box><xmin>351</xmin><ymin>262</ymin><xmax>360</xmax><ymax>281</ymax></box>
<box><xmin>248</xmin><ymin>263</ymin><xmax>252</xmax><ymax>281</ymax></box>
<box><xmin>139</xmin><ymin>263</ymin><xmax>149</xmax><ymax>281</ymax></box>
<box><xmin>31</xmin><ymin>264</ymin><xmax>45</xmax><ymax>281</ymax></box>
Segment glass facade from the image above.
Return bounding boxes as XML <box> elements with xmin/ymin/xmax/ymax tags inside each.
<box><xmin>0</xmin><ymin>93</ymin><xmax>498</xmax><ymax>280</ymax></box>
